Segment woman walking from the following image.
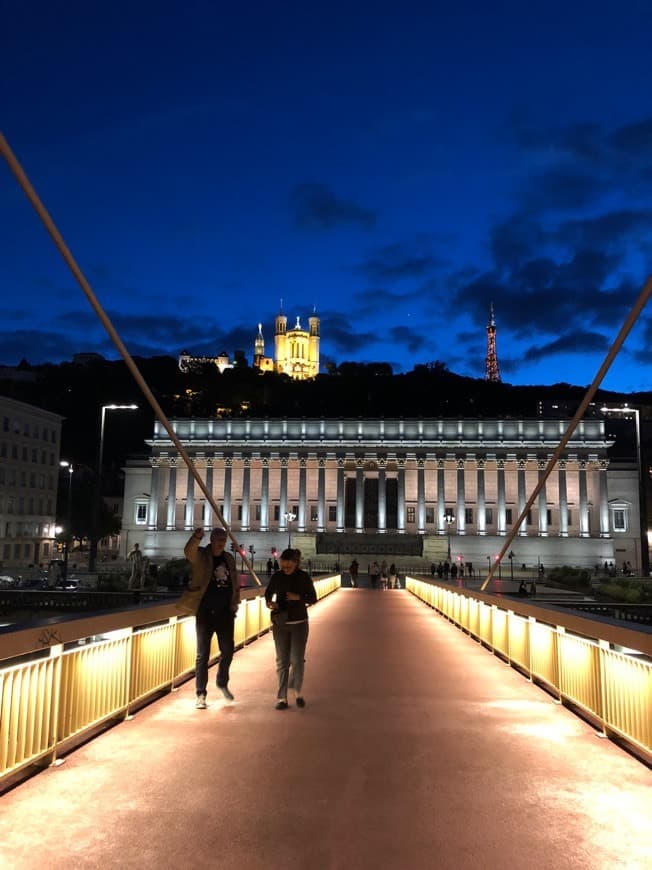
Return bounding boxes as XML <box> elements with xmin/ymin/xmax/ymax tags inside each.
<box><xmin>265</xmin><ymin>548</ymin><xmax>317</xmax><ymax>709</ymax></box>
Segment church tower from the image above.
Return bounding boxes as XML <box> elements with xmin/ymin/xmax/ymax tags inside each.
<box><xmin>274</xmin><ymin>305</ymin><xmax>288</xmax><ymax>374</ymax></box>
<box><xmin>254</xmin><ymin>323</ymin><xmax>265</xmax><ymax>362</ymax></box>
<box><xmin>308</xmin><ymin>309</ymin><xmax>320</xmax><ymax>376</ymax></box>
<box><xmin>485</xmin><ymin>303</ymin><xmax>501</xmax><ymax>382</ymax></box>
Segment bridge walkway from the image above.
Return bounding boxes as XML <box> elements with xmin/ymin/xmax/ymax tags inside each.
<box><xmin>1</xmin><ymin>587</ymin><xmax>650</xmax><ymax>869</ymax></box>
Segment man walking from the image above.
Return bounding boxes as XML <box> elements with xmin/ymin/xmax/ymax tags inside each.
<box><xmin>183</xmin><ymin>527</ymin><xmax>240</xmax><ymax>709</ymax></box>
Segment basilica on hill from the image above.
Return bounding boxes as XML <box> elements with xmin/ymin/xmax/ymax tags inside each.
<box><xmin>178</xmin><ymin>308</ymin><xmax>320</xmax><ymax>381</ymax></box>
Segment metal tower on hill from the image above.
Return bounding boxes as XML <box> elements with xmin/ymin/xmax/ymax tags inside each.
<box><xmin>485</xmin><ymin>303</ymin><xmax>501</xmax><ymax>382</ymax></box>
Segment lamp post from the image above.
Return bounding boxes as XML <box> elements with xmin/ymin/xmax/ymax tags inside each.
<box><xmin>284</xmin><ymin>511</ymin><xmax>297</xmax><ymax>548</ymax></box>
<box><xmin>444</xmin><ymin>509</ymin><xmax>455</xmax><ymax>561</ymax></box>
<box><xmin>59</xmin><ymin>461</ymin><xmax>73</xmax><ymax>580</ymax></box>
<box><xmin>601</xmin><ymin>405</ymin><xmax>647</xmax><ymax>576</ymax></box>
<box><xmin>89</xmin><ymin>403</ymin><xmax>138</xmax><ymax>571</ymax></box>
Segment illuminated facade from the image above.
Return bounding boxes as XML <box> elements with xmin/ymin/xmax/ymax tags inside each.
<box><xmin>122</xmin><ymin>416</ymin><xmax>641</xmax><ymax>571</ymax></box>
<box><xmin>178</xmin><ymin>350</ymin><xmax>233</xmax><ymax>373</ymax></box>
<box><xmin>178</xmin><ymin>310</ymin><xmax>320</xmax><ymax>381</ymax></box>
<box><xmin>254</xmin><ymin>312</ymin><xmax>320</xmax><ymax>380</ymax></box>
<box><xmin>0</xmin><ymin>396</ymin><xmax>63</xmax><ymax>568</ymax></box>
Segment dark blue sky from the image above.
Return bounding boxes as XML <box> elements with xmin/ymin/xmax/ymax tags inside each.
<box><xmin>2</xmin><ymin>1</ymin><xmax>652</xmax><ymax>391</ymax></box>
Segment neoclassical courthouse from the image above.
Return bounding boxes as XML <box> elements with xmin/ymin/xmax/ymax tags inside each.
<box><xmin>123</xmin><ymin>416</ymin><xmax>641</xmax><ymax>572</ymax></box>
<box><xmin>123</xmin><ymin>311</ymin><xmax>641</xmax><ymax>572</ymax></box>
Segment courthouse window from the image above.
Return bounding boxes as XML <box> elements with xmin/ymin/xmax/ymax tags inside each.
<box><xmin>328</xmin><ymin>505</ymin><xmax>337</xmax><ymax>522</ymax></box>
<box><xmin>485</xmin><ymin>508</ymin><xmax>493</xmax><ymax>524</ymax></box>
<box><xmin>612</xmin><ymin>509</ymin><xmax>626</xmax><ymax>532</ymax></box>
<box><xmin>310</xmin><ymin>505</ymin><xmax>318</xmax><ymax>522</ymax></box>
<box><xmin>406</xmin><ymin>506</ymin><xmax>416</xmax><ymax>523</ymax></box>
<box><xmin>135</xmin><ymin>502</ymin><xmax>148</xmax><ymax>525</ymax></box>
<box><xmin>425</xmin><ymin>507</ymin><xmax>435</xmax><ymax>524</ymax></box>
<box><xmin>274</xmin><ymin>506</ymin><xmax>280</xmax><ymax>521</ymax></box>
<box><xmin>546</xmin><ymin>509</ymin><xmax>552</xmax><ymax>525</ymax></box>
<box><xmin>464</xmin><ymin>508</ymin><xmax>473</xmax><ymax>525</ymax></box>
<box><xmin>505</xmin><ymin>508</ymin><xmax>512</xmax><ymax>524</ymax></box>
<box><xmin>255</xmin><ymin>504</ymin><xmax>261</xmax><ymax>521</ymax></box>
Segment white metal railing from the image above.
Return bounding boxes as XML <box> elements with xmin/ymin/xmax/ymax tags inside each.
<box><xmin>0</xmin><ymin>575</ymin><xmax>341</xmax><ymax>785</ymax></box>
<box><xmin>406</xmin><ymin>577</ymin><xmax>652</xmax><ymax>762</ymax></box>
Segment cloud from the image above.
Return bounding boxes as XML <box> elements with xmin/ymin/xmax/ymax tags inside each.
<box><xmin>554</xmin><ymin>209</ymin><xmax>652</xmax><ymax>251</ymax></box>
<box><xmin>0</xmin><ymin>328</ymin><xmax>110</xmax><ymax>365</ymax></box>
<box><xmin>387</xmin><ymin>325</ymin><xmax>426</xmax><ymax>354</ymax></box>
<box><xmin>523</xmin><ymin>331</ymin><xmax>609</xmax><ymax>362</ymax></box>
<box><xmin>519</xmin><ymin>166</ymin><xmax>608</xmax><ymax>212</ymax></box>
<box><xmin>355</xmin><ymin>241</ymin><xmax>442</xmax><ymax>282</ymax></box>
<box><xmin>317</xmin><ymin>313</ymin><xmax>378</xmax><ymax>355</ymax></box>
<box><xmin>290</xmin><ymin>182</ymin><xmax>377</xmax><ymax>230</ymax></box>
<box><xmin>608</xmin><ymin>117</ymin><xmax>652</xmax><ymax>156</ymax></box>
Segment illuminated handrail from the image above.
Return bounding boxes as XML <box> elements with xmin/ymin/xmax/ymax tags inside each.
<box><xmin>406</xmin><ymin>577</ymin><xmax>652</xmax><ymax>762</ymax></box>
<box><xmin>0</xmin><ymin>576</ymin><xmax>341</xmax><ymax>785</ymax></box>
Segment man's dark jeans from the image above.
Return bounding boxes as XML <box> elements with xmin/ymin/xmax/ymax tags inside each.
<box><xmin>195</xmin><ymin>609</ymin><xmax>235</xmax><ymax>695</ymax></box>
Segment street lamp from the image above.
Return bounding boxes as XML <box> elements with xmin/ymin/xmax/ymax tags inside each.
<box><xmin>444</xmin><ymin>509</ymin><xmax>455</xmax><ymax>561</ymax></box>
<box><xmin>89</xmin><ymin>403</ymin><xmax>138</xmax><ymax>571</ymax></box>
<box><xmin>284</xmin><ymin>511</ymin><xmax>297</xmax><ymax>548</ymax></box>
<box><xmin>59</xmin><ymin>461</ymin><xmax>74</xmax><ymax>580</ymax></box>
<box><xmin>601</xmin><ymin>405</ymin><xmax>647</xmax><ymax>576</ymax></box>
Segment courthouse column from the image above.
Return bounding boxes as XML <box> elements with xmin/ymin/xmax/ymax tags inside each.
<box><xmin>517</xmin><ymin>460</ymin><xmax>527</xmax><ymax>536</ymax></box>
<box><xmin>377</xmin><ymin>459</ymin><xmax>387</xmax><ymax>533</ymax></box>
<box><xmin>599</xmin><ymin>459</ymin><xmax>610</xmax><ymax>537</ymax></box>
<box><xmin>279</xmin><ymin>457</ymin><xmax>288</xmax><ymax>530</ymax></box>
<box><xmin>456</xmin><ymin>459</ymin><xmax>466</xmax><ymax>534</ymax></box>
<box><xmin>317</xmin><ymin>458</ymin><xmax>326</xmax><ymax>532</ymax></box>
<box><xmin>355</xmin><ymin>459</ymin><xmax>364</xmax><ymax>532</ymax></box>
<box><xmin>241</xmin><ymin>458</ymin><xmax>250</xmax><ymax>531</ymax></box>
<box><xmin>336</xmin><ymin>458</ymin><xmax>345</xmax><ymax>532</ymax></box>
<box><xmin>538</xmin><ymin>460</ymin><xmax>548</xmax><ymax>536</ymax></box>
<box><xmin>184</xmin><ymin>462</ymin><xmax>195</xmax><ymax>530</ymax></box>
<box><xmin>497</xmin><ymin>459</ymin><xmax>506</xmax><ymax>536</ymax></box>
<box><xmin>203</xmin><ymin>458</ymin><xmax>214</xmax><ymax>529</ymax></box>
<box><xmin>260</xmin><ymin>457</ymin><xmax>269</xmax><ymax>532</ymax></box>
<box><xmin>476</xmin><ymin>459</ymin><xmax>486</xmax><ymax>535</ymax></box>
<box><xmin>558</xmin><ymin>460</ymin><xmax>568</xmax><ymax>537</ymax></box>
<box><xmin>437</xmin><ymin>459</ymin><xmax>445</xmax><ymax>534</ymax></box>
<box><xmin>417</xmin><ymin>459</ymin><xmax>426</xmax><ymax>534</ymax></box>
<box><xmin>166</xmin><ymin>459</ymin><xmax>177</xmax><ymax>530</ymax></box>
<box><xmin>298</xmin><ymin>457</ymin><xmax>307</xmax><ymax>532</ymax></box>
<box><xmin>579</xmin><ymin>461</ymin><xmax>589</xmax><ymax>537</ymax></box>
<box><xmin>223</xmin><ymin>457</ymin><xmax>232</xmax><ymax>526</ymax></box>
<box><xmin>148</xmin><ymin>459</ymin><xmax>160</xmax><ymax>530</ymax></box>
<box><xmin>397</xmin><ymin>458</ymin><xmax>406</xmax><ymax>534</ymax></box>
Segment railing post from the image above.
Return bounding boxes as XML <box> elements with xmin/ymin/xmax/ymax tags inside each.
<box><xmin>597</xmin><ymin>638</ymin><xmax>610</xmax><ymax>738</ymax></box>
<box><xmin>554</xmin><ymin>625</ymin><xmax>565</xmax><ymax>703</ymax></box>
<box><xmin>45</xmin><ymin>643</ymin><xmax>64</xmax><ymax>768</ymax></box>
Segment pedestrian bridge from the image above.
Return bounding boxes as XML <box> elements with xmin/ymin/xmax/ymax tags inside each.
<box><xmin>1</xmin><ymin>577</ymin><xmax>651</xmax><ymax>869</ymax></box>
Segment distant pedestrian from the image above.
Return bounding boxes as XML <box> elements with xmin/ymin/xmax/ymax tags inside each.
<box><xmin>266</xmin><ymin>558</ymin><xmax>273</xmax><ymax>576</ymax></box>
<box><xmin>370</xmin><ymin>560</ymin><xmax>380</xmax><ymax>588</ymax></box>
<box><xmin>349</xmin><ymin>559</ymin><xmax>359</xmax><ymax>588</ymax></box>
<box><xmin>388</xmin><ymin>562</ymin><xmax>397</xmax><ymax>589</ymax></box>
